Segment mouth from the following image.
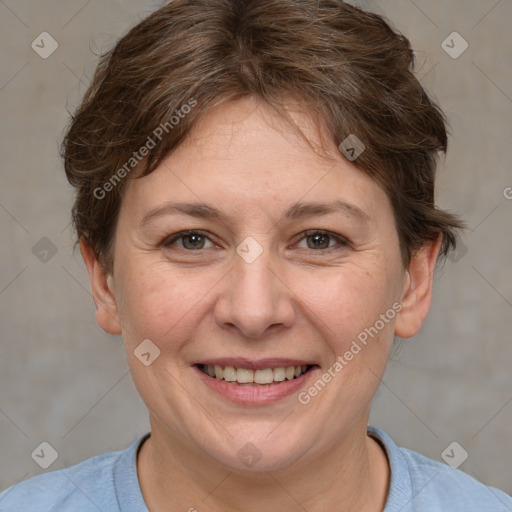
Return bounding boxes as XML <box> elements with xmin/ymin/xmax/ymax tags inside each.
<box><xmin>195</xmin><ymin>363</ymin><xmax>318</xmax><ymax>387</ymax></box>
<box><xmin>192</xmin><ymin>359</ymin><xmax>321</xmax><ymax>405</ymax></box>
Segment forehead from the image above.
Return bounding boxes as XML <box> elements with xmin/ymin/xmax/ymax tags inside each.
<box><xmin>121</xmin><ymin>96</ymin><xmax>392</xmax><ymax>226</ymax></box>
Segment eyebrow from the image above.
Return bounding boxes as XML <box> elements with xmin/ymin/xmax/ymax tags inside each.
<box><xmin>139</xmin><ymin>199</ymin><xmax>370</xmax><ymax>227</ymax></box>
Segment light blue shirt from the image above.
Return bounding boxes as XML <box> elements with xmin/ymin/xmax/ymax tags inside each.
<box><xmin>1</xmin><ymin>426</ymin><xmax>511</xmax><ymax>511</ymax></box>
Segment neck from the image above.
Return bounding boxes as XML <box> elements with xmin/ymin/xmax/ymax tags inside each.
<box><xmin>137</xmin><ymin>416</ymin><xmax>390</xmax><ymax>512</ymax></box>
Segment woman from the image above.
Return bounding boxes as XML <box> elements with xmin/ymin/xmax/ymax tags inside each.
<box><xmin>1</xmin><ymin>0</ymin><xmax>510</xmax><ymax>510</ymax></box>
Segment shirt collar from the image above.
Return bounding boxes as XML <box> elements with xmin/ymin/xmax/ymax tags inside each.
<box><xmin>114</xmin><ymin>427</ymin><xmax>412</xmax><ymax>512</ymax></box>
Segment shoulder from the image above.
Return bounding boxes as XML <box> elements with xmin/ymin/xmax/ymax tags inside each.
<box><xmin>0</xmin><ymin>436</ymin><xmax>145</xmax><ymax>512</ymax></box>
<box><xmin>400</xmin><ymin>445</ymin><xmax>512</xmax><ymax>511</ymax></box>
<box><xmin>368</xmin><ymin>426</ymin><xmax>512</xmax><ymax>512</ymax></box>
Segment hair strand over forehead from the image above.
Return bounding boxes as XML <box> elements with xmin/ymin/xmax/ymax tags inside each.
<box><xmin>61</xmin><ymin>0</ymin><xmax>464</xmax><ymax>273</ymax></box>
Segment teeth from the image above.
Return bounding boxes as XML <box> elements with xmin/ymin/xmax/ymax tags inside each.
<box><xmin>254</xmin><ymin>368</ymin><xmax>274</xmax><ymax>384</ymax></box>
<box><xmin>285</xmin><ymin>366</ymin><xmax>295</xmax><ymax>380</ymax></box>
<box><xmin>236</xmin><ymin>368</ymin><xmax>254</xmax><ymax>383</ymax></box>
<box><xmin>223</xmin><ymin>366</ymin><xmax>237</xmax><ymax>382</ymax></box>
<box><xmin>202</xmin><ymin>364</ymin><xmax>310</xmax><ymax>383</ymax></box>
<box><xmin>273</xmin><ymin>367</ymin><xmax>286</xmax><ymax>382</ymax></box>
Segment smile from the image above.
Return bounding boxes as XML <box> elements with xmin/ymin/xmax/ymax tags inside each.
<box><xmin>197</xmin><ymin>363</ymin><xmax>314</xmax><ymax>386</ymax></box>
<box><xmin>193</xmin><ymin>358</ymin><xmax>320</xmax><ymax>404</ymax></box>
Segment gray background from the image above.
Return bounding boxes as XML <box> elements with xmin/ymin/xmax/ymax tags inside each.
<box><xmin>1</xmin><ymin>0</ymin><xmax>511</xmax><ymax>497</ymax></box>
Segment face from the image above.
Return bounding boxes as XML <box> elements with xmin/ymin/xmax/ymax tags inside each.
<box><xmin>83</xmin><ymin>95</ymin><xmax>439</xmax><ymax>473</ymax></box>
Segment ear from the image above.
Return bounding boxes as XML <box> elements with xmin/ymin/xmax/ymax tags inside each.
<box><xmin>394</xmin><ymin>234</ymin><xmax>442</xmax><ymax>339</ymax></box>
<box><xmin>79</xmin><ymin>238</ymin><xmax>122</xmax><ymax>335</ymax></box>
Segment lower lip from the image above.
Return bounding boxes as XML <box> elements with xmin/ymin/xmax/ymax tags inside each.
<box><xmin>193</xmin><ymin>365</ymin><xmax>319</xmax><ymax>406</ymax></box>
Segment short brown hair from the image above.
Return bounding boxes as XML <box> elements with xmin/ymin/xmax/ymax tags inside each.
<box><xmin>62</xmin><ymin>0</ymin><xmax>464</xmax><ymax>274</ymax></box>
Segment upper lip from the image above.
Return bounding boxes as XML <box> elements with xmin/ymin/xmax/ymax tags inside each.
<box><xmin>195</xmin><ymin>357</ymin><xmax>318</xmax><ymax>370</ymax></box>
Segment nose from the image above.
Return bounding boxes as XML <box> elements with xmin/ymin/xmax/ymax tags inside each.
<box><xmin>213</xmin><ymin>242</ymin><xmax>296</xmax><ymax>340</ymax></box>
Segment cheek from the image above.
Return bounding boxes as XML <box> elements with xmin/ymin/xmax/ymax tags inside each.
<box><xmin>115</xmin><ymin>258</ymin><xmax>219</xmax><ymax>348</ymax></box>
<box><xmin>114</xmin><ymin>242</ymin><xmax>403</xmax><ymax>361</ymax></box>
<box><xmin>301</xmin><ymin>263</ymin><xmax>399</xmax><ymax>348</ymax></box>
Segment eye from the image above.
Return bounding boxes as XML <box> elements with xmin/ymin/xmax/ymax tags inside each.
<box><xmin>295</xmin><ymin>230</ymin><xmax>349</xmax><ymax>251</ymax></box>
<box><xmin>162</xmin><ymin>230</ymin><xmax>216</xmax><ymax>251</ymax></box>
<box><xmin>162</xmin><ymin>229</ymin><xmax>350</xmax><ymax>253</ymax></box>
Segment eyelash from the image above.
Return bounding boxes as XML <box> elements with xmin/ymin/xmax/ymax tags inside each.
<box><xmin>162</xmin><ymin>229</ymin><xmax>350</xmax><ymax>253</ymax></box>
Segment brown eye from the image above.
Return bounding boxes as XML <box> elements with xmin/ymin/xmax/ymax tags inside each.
<box><xmin>307</xmin><ymin>233</ymin><xmax>331</xmax><ymax>249</ymax></box>
<box><xmin>181</xmin><ymin>233</ymin><xmax>206</xmax><ymax>250</ymax></box>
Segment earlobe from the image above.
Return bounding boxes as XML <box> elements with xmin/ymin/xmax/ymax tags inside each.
<box><xmin>79</xmin><ymin>238</ymin><xmax>122</xmax><ymax>335</ymax></box>
<box><xmin>394</xmin><ymin>235</ymin><xmax>442</xmax><ymax>339</ymax></box>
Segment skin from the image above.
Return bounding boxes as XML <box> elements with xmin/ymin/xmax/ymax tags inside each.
<box><xmin>81</xmin><ymin>95</ymin><xmax>441</xmax><ymax>512</ymax></box>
